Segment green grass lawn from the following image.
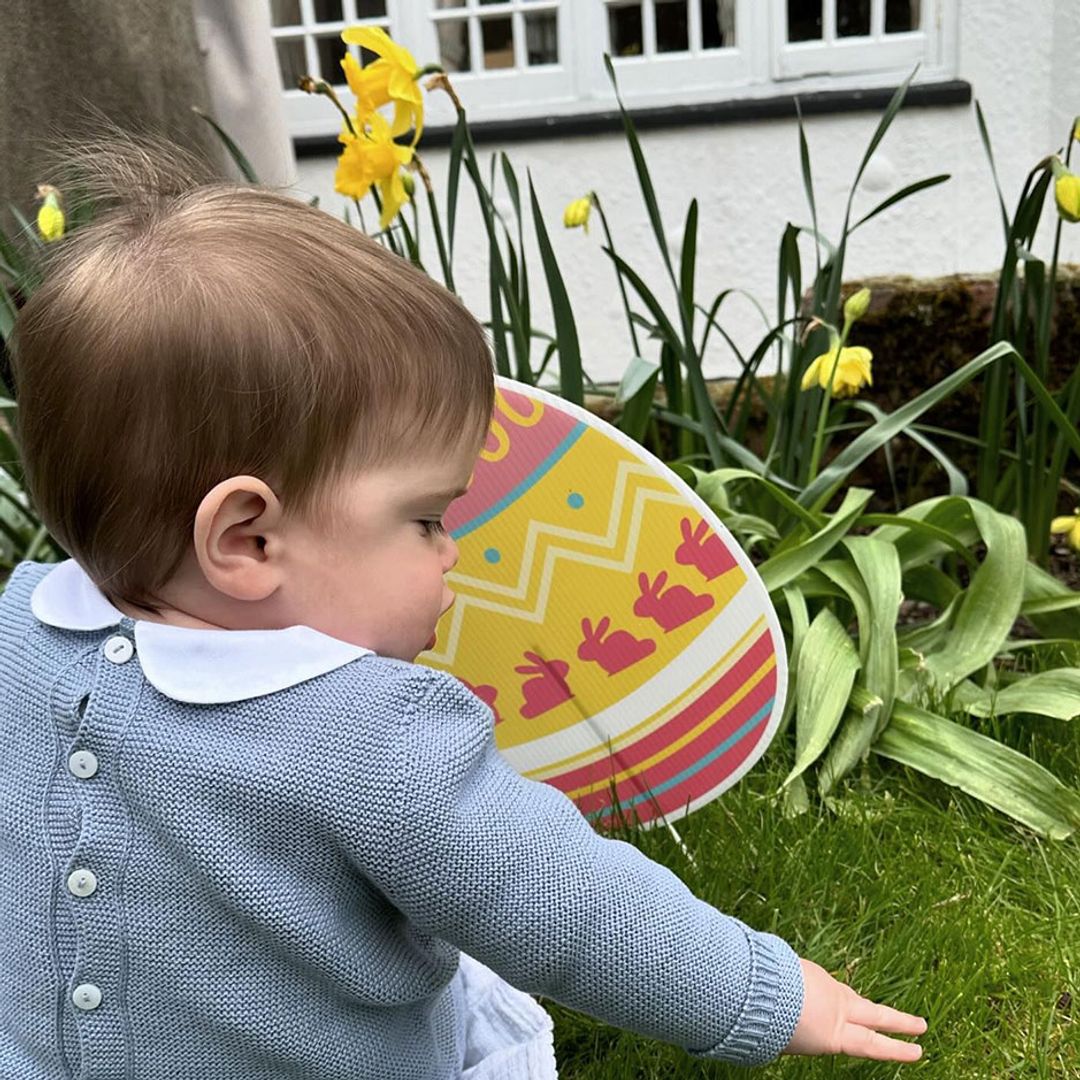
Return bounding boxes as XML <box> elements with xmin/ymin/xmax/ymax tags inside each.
<box><xmin>548</xmin><ymin>710</ymin><xmax>1079</xmax><ymax>1079</ymax></box>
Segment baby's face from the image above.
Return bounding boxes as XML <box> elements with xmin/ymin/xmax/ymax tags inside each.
<box><xmin>283</xmin><ymin>436</ymin><xmax>479</xmax><ymax>661</ymax></box>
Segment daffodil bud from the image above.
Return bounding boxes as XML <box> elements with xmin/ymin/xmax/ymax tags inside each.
<box><xmin>563</xmin><ymin>196</ymin><xmax>592</xmax><ymax>233</ymax></box>
<box><xmin>1056</xmin><ymin>173</ymin><xmax>1080</xmax><ymax>223</ymax></box>
<box><xmin>843</xmin><ymin>287</ymin><xmax>871</xmax><ymax>325</ymax></box>
<box><xmin>36</xmin><ymin>184</ymin><xmax>64</xmax><ymax>242</ymax></box>
<box><xmin>401</xmin><ymin>171</ymin><xmax>415</xmax><ymax>197</ymax></box>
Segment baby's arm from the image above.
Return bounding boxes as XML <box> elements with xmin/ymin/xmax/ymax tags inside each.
<box><xmin>350</xmin><ymin>666</ymin><xmax>923</xmax><ymax>1065</ymax></box>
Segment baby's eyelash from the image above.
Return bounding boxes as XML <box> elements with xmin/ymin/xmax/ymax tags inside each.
<box><xmin>419</xmin><ymin>519</ymin><xmax>447</xmax><ymax>536</ymax></box>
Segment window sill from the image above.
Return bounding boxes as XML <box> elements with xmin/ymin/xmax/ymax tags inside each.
<box><xmin>292</xmin><ymin>78</ymin><xmax>971</xmax><ymax>157</ymax></box>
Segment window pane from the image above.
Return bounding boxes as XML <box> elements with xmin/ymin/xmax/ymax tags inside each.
<box><xmin>609</xmin><ymin>3</ymin><xmax>643</xmax><ymax>57</ymax></box>
<box><xmin>436</xmin><ymin>18</ymin><xmax>471</xmax><ymax>71</ymax></box>
<box><xmin>885</xmin><ymin>0</ymin><xmax>920</xmax><ymax>31</ymax></box>
<box><xmin>787</xmin><ymin>0</ymin><xmax>822</xmax><ymax>41</ymax></box>
<box><xmin>356</xmin><ymin>0</ymin><xmax>386</xmax><ymax>14</ymax></box>
<box><xmin>655</xmin><ymin>1</ymin><xmax>689</xmax><ymax>52</ymax></box>
<box><xmin>524</xmin><ymin>11</ymin><xmax>558</xmax><ymax>65</ymax></box>
<box><xmin>316</xmin><ymin>34</ymin><xmax>348</xmax><ymax>81</ymax></box>
<box><xmin>270</xmin><ymin>0</ymin><xmax>301</xmax><ymax>27</ymax></box>
<box><xmin>836</xmin><ymin>0</ymin><xmax>871</xmax><ymax>36</ymax></box>
<box><xmin>481</xmin><ymin>16</ymin><xmax>515</xmax><ymax>68</ymax></box>
<box><xmin>312</xmin><ymin>0</ymin><xmax>343</xmax><ymax>22</ymax></box>
<box><xmin>700</xmin><ymin>0</ymin><xmax>735</xmax><ymax>48</ymax></box>
<box><xmin>275</xmin><ymin>37</ymin><xmax>307</xmax><ymax>89</ymax></box>
<box><xmin>435</xmin><ymin>0</ymin><xmax>466</xmax><ymax>7</ymax></box>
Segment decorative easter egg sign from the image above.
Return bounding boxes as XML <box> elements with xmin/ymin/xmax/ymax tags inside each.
<box><xmin>420</xmin><ymin>378</ymin><xmax>787</xmax><ymax>828</ymax></box>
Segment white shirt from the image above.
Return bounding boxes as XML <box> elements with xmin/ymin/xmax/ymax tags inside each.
<box><xmin>30</xmin><ymin>558</ymin><xmax>373</xmax><ymax>704</ymax></box>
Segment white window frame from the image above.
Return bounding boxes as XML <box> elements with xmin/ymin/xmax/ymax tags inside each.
<box><xmin>273</xmin><ymin>0</ymin><xmax>958</xmax><ymax>139</ymax></box>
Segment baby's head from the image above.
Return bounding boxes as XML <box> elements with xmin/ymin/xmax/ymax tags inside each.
<box><xmin>10</xmin><ymin>134</ymin><xmax>493</xmax><ymax>660</ymax></box>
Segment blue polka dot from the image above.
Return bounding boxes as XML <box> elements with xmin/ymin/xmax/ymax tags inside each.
<box><xmin>484</xmin><ymin>548</ymin><xmax>501</xmax><ymax>564</ymax></box>
<box><xmin>567</xmin><ymin>492</ymin><xmax>585</xmax><ymax>509</ymax></box>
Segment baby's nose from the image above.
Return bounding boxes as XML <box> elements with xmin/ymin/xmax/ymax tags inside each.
<box><xmin>443</xmin><ymin>535</ymin><xmax>460</xmax><ymax>572</ymax></box>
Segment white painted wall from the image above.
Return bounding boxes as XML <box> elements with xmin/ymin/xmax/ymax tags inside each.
<box><xmin>290</xmin><ymin>0</ymin><xmax>1080</xmax><ymax>385</ymax></box>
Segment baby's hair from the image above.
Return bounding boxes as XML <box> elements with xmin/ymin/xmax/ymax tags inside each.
<box><xmin>9</xmin><ymin>127</ymin><xmax>494</xmax><ymax>615</ymax></box>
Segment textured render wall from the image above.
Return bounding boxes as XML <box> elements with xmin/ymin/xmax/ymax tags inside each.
<box><xmin>293</xmin><ymin>1</ymin><xmax>1080</xmax><ymax>383</ymax></box>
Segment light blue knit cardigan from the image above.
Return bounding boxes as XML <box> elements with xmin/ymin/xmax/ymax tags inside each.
<box><xmin>1</xmin><ymin>560</ymin><xmax>803</xmax><ymax>1078</ymax></box>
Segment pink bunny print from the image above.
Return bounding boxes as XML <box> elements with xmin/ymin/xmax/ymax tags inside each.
<box><xmin>515</xmin><ymin>651</ymin><xmax>573</xmax><ymax>719</ymax></box>
<box><xmin>675</xmin><ymin>517</ymin><xmax>737</xmax><ymax>581</ymax></box>
<box><xmin>461</xmin><ymin>679</ymin><xmax>503</xmax><ymax>724</ymax></box>
<box><xmin>633</xmin><ymin>571</ymin><xmax>715</xmax><ymax>632</ymax></box>
<box><xmin>577</xmin><ymin>617</ymin><xmax>656</xmax><ymax>676</ymax></box>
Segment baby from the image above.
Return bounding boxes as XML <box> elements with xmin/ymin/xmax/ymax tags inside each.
<box><xmin>0</xmin><ymin>135</ymin><xmax>926</xmax><ymax>1078</ymax></box>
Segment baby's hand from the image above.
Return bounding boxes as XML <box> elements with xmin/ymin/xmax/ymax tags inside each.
<box><xmin>784</xmin><ymin>958</ymin><xmax>927</xmax><ymax>1061</ymax></box>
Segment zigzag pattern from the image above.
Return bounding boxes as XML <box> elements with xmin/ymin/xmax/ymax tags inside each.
<box><xmin>432</xmin><ymin>461</ymin><xmax>705</xmax><ymax>666</ymax></box>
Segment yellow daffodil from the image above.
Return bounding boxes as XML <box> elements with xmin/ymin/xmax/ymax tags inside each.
<box><xmin>1050</xmin><ymin>510</ymin><xmax>1080</xmax><ymax>552</ymax></box>
<box><xmin>563</xmin><ymin>196</ymin><xmax>592</xmax><ymax>233</ymax></box>
<box><xmin>335</xmin><ymin>111</ymin><xmax>414</xmax><ymax>228</ymax></box>
<box><xmin>1073</xmin><ymin>117</ymin><xmax>1080</xmax><ymax>143</ymax></box>
<box><xmin>341</xmin><ymin>26</ymin><xmax>423</xmax><ymax>145</ymax></box>
<box><xmin>801</xmin><ymin>343</ymin><xmax>873</xmax><ymax>398</ymax></box>
<box><xmin>36</xmin><ymin>184</ymin><xmax>64</xmax><ymax>242</ymax></box>
<box><xmin>1056</xmin><ymin>173</ymin><xmax>1080</xmax><ymax>222</ymax></box>
<box><xmin>843</xmin><ymin>286</ymin><xmax>871</xmax><ymax>324</ymax></box>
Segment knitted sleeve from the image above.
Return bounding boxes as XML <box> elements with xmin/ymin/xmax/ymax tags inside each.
<box><xmin>358</xmin><ymin>665</ymin><xmax>804</xmax><ymax>1066</ymax></box>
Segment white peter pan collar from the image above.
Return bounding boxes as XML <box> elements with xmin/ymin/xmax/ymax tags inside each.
<box><xmin>30</xmin><ymin>559</ymin><xmax>373</xmax><ymax>705</ymax></box>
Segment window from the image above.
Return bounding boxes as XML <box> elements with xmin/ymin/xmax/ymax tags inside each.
<box><xmin>272</xmin><ymin>0</ymin><xmax>957</xmax><ymax>138</ymax></box>
<box><xmin>775</xmin><ymin>0</ymin><xmax>939</xmax><ymax>79</ymax></box>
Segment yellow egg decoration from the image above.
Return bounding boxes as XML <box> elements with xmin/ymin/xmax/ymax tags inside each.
<box><xmin>421</xmin><ymin>379</ymin><xmax>787</xmax><ymax>828</ymax></box>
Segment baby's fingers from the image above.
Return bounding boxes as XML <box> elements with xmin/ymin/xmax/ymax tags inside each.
<box><xmin>848</xmin><ymin>997</ymin><xmax>928</xmax><ymax>1036</ymax></box>
<box><xmin>841</xmin><ymin>1023</ymin><xmax>924</xmax><ymax>1062</ymax></box>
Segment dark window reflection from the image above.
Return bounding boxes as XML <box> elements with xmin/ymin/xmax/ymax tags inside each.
<box><xmin>656</xmin><ymin>1</ymin><xmax>689</xmax><ymax>52</ymax></box>
<box><xmin>609</xmin><ymin>3</ymin><xmax>644</xmax><ymax>56</ymax></box>
<box><xmin>885</xmin><ymin>0</ymin><xmax>920</xmax><ymax>32</ymax></box>
<box><xmin>788</xmin><ymin>0</ymin><xmax>822</xmax><ymax>41</ymax></box>
<box><xmin>837</xmin><ymin>0</ymin><xmax>871</xmax><ymax>36</ymax></box>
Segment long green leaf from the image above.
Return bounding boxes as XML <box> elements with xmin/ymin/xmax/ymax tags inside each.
<box><xmin>777</xmin><ymin>584</ymin><xmax>809</xmax><ymax>735</ymax></box>
<box><xmin>784</xmin><ymin>607</ymin><xmax>860</xmax><ymax>787</ymax></box>
<box><xmin>875</xmin><ymin>701</ymin><xmax>1080</xmax><ymax>839</ymax></box>
<box><xmin>850</xmin><ymin>174</ymin><xmax>950</xmax><ymax>232</ymax></box>
<box><xmin>800</xmin><ymin>340</ymin><xmax>1076</xmax><ymax>511</ymax></box>
<box><xmin>922</xmin><ymin>500</ymin><xmax>1025</xmax><ymax>691</ymax></box>
<box><xmin>191</xmin><ymin>108</ymin><xmax>258</xmax><ymax>183</ymax></box>
<box><xmin>964</xmin><ymin>669</ymin><xmax>1080</xmax><ymax>721</ymax></box>
<box><xmin>602</xmin><ymin>53</ymin><xmax>672</xmax><ymax>281</ymax></box>
<box><xmin>528</xmin><ymin>174</ymin><xmax>582</xmax><ymax>405</ymax></box>
<box><xmin>759</xmin><ymin>487</ymin><xmax>872</xmax><ymax>593</ymax></box>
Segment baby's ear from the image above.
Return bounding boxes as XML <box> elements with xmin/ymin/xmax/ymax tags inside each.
<box><xmin>193</xmin><ymin>475</ymin><xmax>284</xmax><ymax>602</ymax></box>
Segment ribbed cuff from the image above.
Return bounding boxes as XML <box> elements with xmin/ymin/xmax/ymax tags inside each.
<box><xmin>698</xmin><ymin>929</ymin><xmax>805</xmax><ymax>1066</ymax></box>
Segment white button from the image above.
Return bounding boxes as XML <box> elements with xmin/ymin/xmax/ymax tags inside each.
<box><xmin>67</xmin><ymin>750</ymin><xmax>99</xmax><ymax>779</ymax></box>
<box><xmin>72</xmin><ymin>983</ymin><xmax>102</xmax><ymax>1011</ymax></box>
<box><xmin>103</xmin><ymin>635</ymin><xmax>133</xmax><ymax>664</ymax></box>
<box><xmin>67</xmin><ymin>869</ymin><xmax>98</xmax><ymax>897</ymax></box>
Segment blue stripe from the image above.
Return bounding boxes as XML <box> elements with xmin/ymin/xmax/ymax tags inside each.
<box><xmin>586</xmin><ymin>698</ymin><xmax>774</xmax><ymax>822</ymax></box>
<box><xmin>451</xmin><ymin>422</ymin><xmax>588</xmax><ymax>540</ymax></box>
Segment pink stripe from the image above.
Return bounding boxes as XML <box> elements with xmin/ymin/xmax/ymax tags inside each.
<box><xmin>566</xmin><ymin>668</ymin><xmax>776</xmax><ymax>819</ymax></box>
<box><xmin>544</xmin><ymin>631</ymin><xmax>775</xmax><ymax>794</ymax></box>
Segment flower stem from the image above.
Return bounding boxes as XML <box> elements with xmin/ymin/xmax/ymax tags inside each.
<box><xmin>807</xmin><ymin>320</ymin><xmax>852</xmax><ymax>482</ymax></box>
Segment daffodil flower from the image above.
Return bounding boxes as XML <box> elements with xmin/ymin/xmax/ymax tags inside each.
<box><xmin>563</xmin><ymin>196</ymin><xmax>593</xmax><ymax>233</ymax></box>
<box><xmin>335</xmin><ymin>111</ymin><xmax>414</xmax><ymax>228</ymax></box>
<box><xmin>801</xmin><ymin>342</ymin><xmax>873</xmax><ymax>398</ymax></box>
<box><xmin>341</xmin><ymin>26</ymin><xmax>424</xmax><ymax>145</ymax></box>
<box><xmin>1051</xmin><ymin>157</ymin><xmax>1080</xmax><ymax>223</ymax></box>
<box><xmin>1050</xmin><ymin>510</ymin><xmax>1080</xmax><ymax>552</ymax></box>
<box><xmin>36</xmin><ymin>185</ymin><xmax>64</xmax><ymax>242</ymax></box>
